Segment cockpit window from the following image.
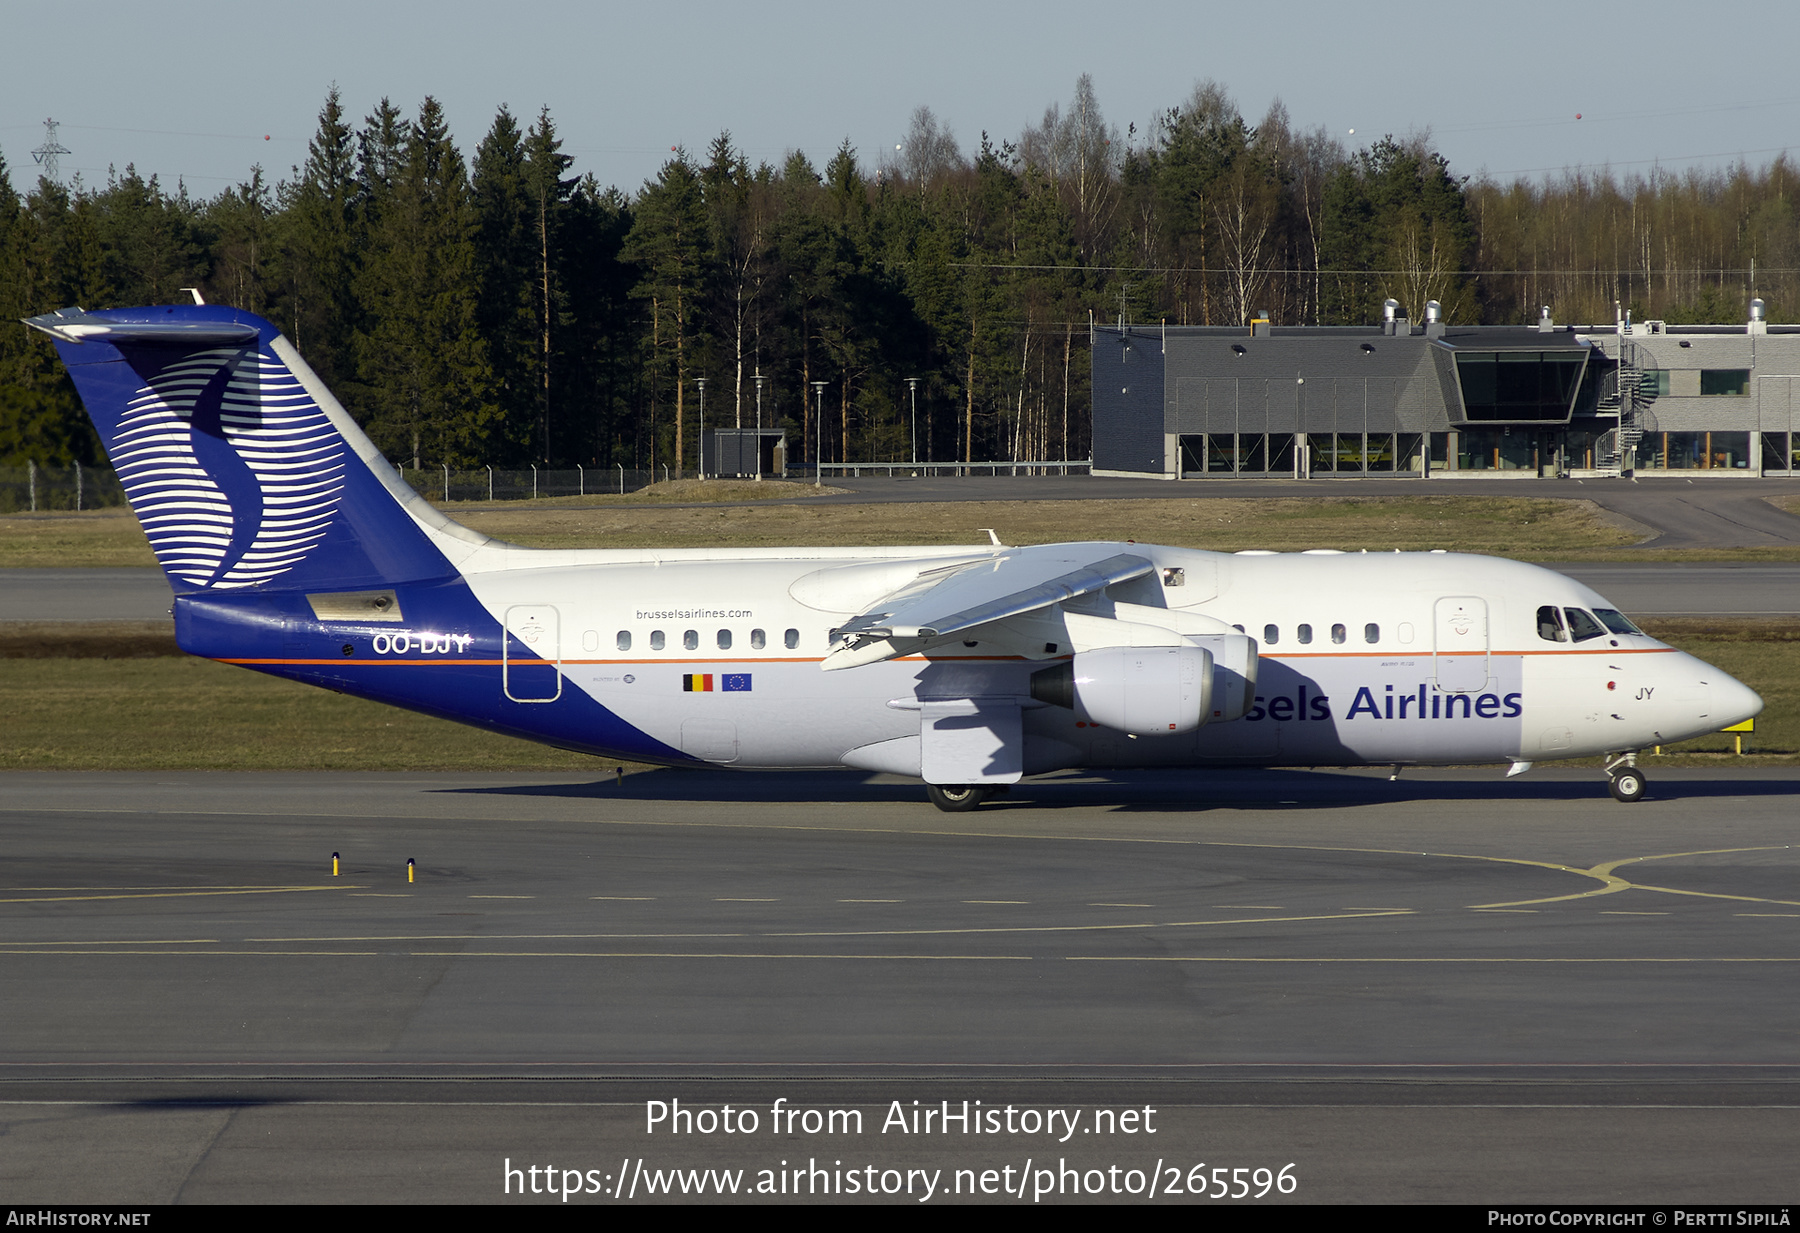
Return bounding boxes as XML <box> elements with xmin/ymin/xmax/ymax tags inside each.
<box><xmin>1564</xmin><ymin>608</ymin><xmax>1607</xmax><ymax>642</ymax></box>
<box><xmin>1592</xmin><ymin>608</ymin><xmax>1641</xmax><ymax>636</ymax></box>
<box><xmin>1536</xmin><ymin>605</ymin><xmax>1567</xmax><ymax>642</ymax></box>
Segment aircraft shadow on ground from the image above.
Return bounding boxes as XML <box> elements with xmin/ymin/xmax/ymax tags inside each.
<box><xmin>439</xmin><ymin>766</ymin><xmax>1800</xmax><ymax>810</ymax></box>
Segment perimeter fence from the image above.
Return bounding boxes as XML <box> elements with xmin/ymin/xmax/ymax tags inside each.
<box><xmin>0</xmin><ymin>459</ymin><xmax>1096</xmax><ymax>513</ymax></box>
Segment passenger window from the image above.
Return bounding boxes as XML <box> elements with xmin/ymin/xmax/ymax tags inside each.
<box><xmin>1564</xmin><ymin>608</ymin><xmax>1606</xmax><ymax>642</ymax></box>
<box><xmin>751</xmin><ymin>629</ymin><xmax>766</xmax><ymax>650</ymax></box>
<box><xmin>784</xmin><ymin>628</ymin><xmax>799</xmax><ymax>649</ymax></box>
<box><xmin>582</xmin><ymin>629</ymin><xmax>599</xmax><ymax>652</ymax></box>
<box><xmin>1232</xmin><ymin>624</ymin><xmax>1245</xmax><ymax>634</ymax></box>
<box><xmin>1263</xmin><ymin>624</ymin><xmax>1278</xmax><ymax>645</ymax></box>
<box><xmin>650</xmin><ymin>630</ymin><xmax>665</xmax><ymax>651</ymax></box>
<box><xmin>1331</xmin><ymin>623</ymin><xmax>1347</xmax><ymax>645</ymax></box>
<box><xmin>1296</xmin><ymin>623</ymin><xmax>1313</xmax><ymax>645</ymax></box>
<box><xmin>1364</xmin><ymin>623</ymin><xmax>1380</xmax><ymax>644</ymax></box>
<box><xmin>1593</xmin><ymin>608</ymin><xmax>1641</xmax><ymax>636</ymax></box>
<box><xmin>683</xmin><ymin>629</ymin><xmax>699</xmax><ymax>650</ymax></box>
<box><xmin>616</xmin><ymin>630</ymin><xmax>632</xmax><ymax>652</ymax></box>
<box><xmin>717</xmin><ymin>629</ymin><xmax>732</xmax><ymax>650</ymax></box>
<box><xmin>1537</xmin><ymin>606</ymin><xmax>1567</xmax><ymax>642</ymax></box>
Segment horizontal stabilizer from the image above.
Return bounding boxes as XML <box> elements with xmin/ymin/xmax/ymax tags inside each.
<box><xmin>25</xmin><ymin>308</ymin><xmax>258</xmax><ymax>348</ymax></box>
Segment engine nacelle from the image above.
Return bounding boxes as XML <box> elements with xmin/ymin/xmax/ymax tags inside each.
<box><xmin>1185</xmin><ymin>632</ymin><xmax>1260</xmax><ymax>722</ymax></box>
<box><xmin>1032</xmin><ymin>645</ymin><xmax>1214</xmax><ymax>735</ymax></box>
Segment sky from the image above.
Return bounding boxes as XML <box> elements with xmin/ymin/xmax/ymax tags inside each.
<box><xmin>4</xmin><ymin>0</ymin><xmax>1799</xmax><ymax>199</ymax></box>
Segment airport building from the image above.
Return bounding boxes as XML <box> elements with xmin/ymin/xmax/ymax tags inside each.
<box><xmin>1091</xmin><ymin>299</ymin><xmax>1800</xmax><ymax>479</ymax></box>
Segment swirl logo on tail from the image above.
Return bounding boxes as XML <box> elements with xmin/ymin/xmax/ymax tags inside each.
<box><xmin>113</xmin><ymin>346</ymin><xmax>347</xmax><ymax>589</ymax></box>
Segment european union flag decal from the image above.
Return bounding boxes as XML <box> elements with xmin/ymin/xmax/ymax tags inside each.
<box><xmin>722</xmin><ymin>674</ymin><xmax>753</xmax><ymax>692</ymax></box>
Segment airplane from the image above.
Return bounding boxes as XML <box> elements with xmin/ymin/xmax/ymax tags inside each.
<box><xmin>25</xmin><ymin>303</ymin><xmax>1763</xmax><ymax>810</ymax></box>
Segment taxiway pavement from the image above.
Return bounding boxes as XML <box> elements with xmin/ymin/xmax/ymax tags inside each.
<box><xmin>3</xmin><ymin>768</ymin><xmax>1797</xmax><ymax>1203</ymax></box>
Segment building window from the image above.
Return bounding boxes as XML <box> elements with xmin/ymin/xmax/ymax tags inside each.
<box><xmin>1454</xmin><ymin>351</ymin><xmax>1584</xmax><ymax>421</ymax></box>
<box><xmin>1700</xmin><ymin>369</ymin><xmax>1750</xmax><ymax>396</ymax></box>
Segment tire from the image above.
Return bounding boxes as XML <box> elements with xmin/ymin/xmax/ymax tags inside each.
<box><xmin>926</xmin><ymin>783</ymin><xmax>987</xmax><ymax>812</ymax></box>
<box><xmin>1608</xmin><ymin>768</ymin><xmax>1647</xmax><ymax>803</ymax></box>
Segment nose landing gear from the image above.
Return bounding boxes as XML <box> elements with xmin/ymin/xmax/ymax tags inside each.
<box><xmin>1605</xmin><ymin>753</ymin><xmax>1647</xmax><ymax>803</ymax></box>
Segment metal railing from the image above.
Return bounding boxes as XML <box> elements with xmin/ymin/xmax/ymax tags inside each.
<box><xmin>398</xmin><ymin>465</ymin><xmax>698</xmax><ymax>502</ymax></box>
<box><xmin>0</xmin><ymin>458</ymin><xmax>1098</xmax><ymax>514</ymax></box>
<box><xmin>816</xmin><ymin>460</ymin><xmax>1092</xmax><ymax>478</ymax></box>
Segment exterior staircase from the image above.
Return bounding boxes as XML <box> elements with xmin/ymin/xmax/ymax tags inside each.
<box><xmin>1595</xmin><ymin>343</ymin><xmax>1651</xmax><ymax>472</ymax></box>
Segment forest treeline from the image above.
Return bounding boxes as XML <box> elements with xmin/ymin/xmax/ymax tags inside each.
<box><xmin>3</xmin><ymin>77</ymin><xmax>1797</xmax><ymax>470</ymax></box>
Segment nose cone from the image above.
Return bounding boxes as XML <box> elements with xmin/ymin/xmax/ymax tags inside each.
<box><xmin>1712</xmin><ymin>670</ymin><xmax>1764</xmax><ymax>729</ymax></box>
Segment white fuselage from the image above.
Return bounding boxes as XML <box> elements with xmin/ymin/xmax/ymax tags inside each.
<box><xmin>449</xmin><ymin>545</ymin><xmax>1756</xmax><ymax>773</ymax></box>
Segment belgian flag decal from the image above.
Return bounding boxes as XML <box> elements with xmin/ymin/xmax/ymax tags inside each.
<box><xmin>682</xmin><ymin>673</ymin><xmax>752</xmax><ymax>692</ymax></box>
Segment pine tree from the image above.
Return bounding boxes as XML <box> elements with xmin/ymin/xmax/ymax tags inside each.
<box><xmin>278</xmin><ymin>87</ymin><xmax>360</xmax><ymax>388</ymax></box>
<box><xmin>353</xmin><ymin>98</ymin><xmax>496</xmax><ymax>467</ymax></box>
<box><xmin>622</xmin><ymin>151</ymin><xmax>710</xmax><ymax>474</ymax></box>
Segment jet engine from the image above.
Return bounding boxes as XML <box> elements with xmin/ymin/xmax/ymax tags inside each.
<box><xmin>1030</xmin><ymin>634</ymin><xmax>1259</xmax><ymax>735</ymax></box>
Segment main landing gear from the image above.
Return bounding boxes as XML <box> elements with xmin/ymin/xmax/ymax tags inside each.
<box><xmin>926</xmin><ymin>784</ymin><xmax>998</xmax><ymax>812</ymax></box>
<box><xmin>1605</xmin><ymin>753</ymin><xmax>1647</xmax><ymax>803</ymax></box>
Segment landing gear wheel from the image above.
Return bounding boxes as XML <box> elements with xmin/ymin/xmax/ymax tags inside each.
<box><xmin>926</xmin><ymin>783</ymin><xmax>988</xmax><ymax>813</ymax></box>
<box><xmin>1609</xmin><ymin>768</ymin><xmax>1647</xmax><ymax>803</ymax></box>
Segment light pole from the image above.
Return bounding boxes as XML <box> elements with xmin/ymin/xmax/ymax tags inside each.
<box><xmin>812</xmin><ymin>381</ymin><xmax>827</xmax><ymax>488</ymax></box>
<box><xmin>906</xmin><ymin>377</ymin><xmax>919</xmax><ymax>469</ymax></box>
<box><xmin>695</xmin><ymin>377</ymin><xmax>706</xmax><ymax>480</ymax></box>
<box><xmin>754</xmin><ymin>371</ymin><xmax>766</xmax><ymax>482</ymax></box>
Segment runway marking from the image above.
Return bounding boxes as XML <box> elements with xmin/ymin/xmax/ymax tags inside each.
<box><xmin>0</xmin><ymin>950</ymin><xmax>382</xmax><ymax>956</ymax></box>
<box><xmin>765</xmin><ymin>910</ymin><xmax>1412</xmax><ymax>938</ymax></box>
<box><xmin>838</xmin><ymin>899</ymin><xmax>902</xmax><ymax>903</ymax></box>
<box><xmin>244</xmin><ymin>933</ymin><xmax>746</xmax><ymax>942</ymax></box>
<box><xmin>1071</xmin><ymin>956</ymin><xmax>1800</xmax><ymax>964</ymax></box>
<box><xmin>0</xmin><ymin>939</ymin><xmax>217</xmax><ymax>945</ymax></box>
<box><xmin>1090</xmin><ymin>903</ymin><xmax>1153</xmax><ymax>908</ymax></box>
<box><xmin>714</xmin><ymin>898</ymin><xmax>779</xmax><ymax>902</ymax></box>
<box><xmin>1738</xmin><ymin>913</ymin><xmax>1800</xmax><ymax>918</ymax></box>
<box><xmin>590</xmin><ymin>897</ymin><xmax>656</xmax><ymax>901</ymax></box>
<box><xmin>349</xmin><ymin>894</ymin><xmax>411</xmax><ymax>898</ymax></box>
<box><xmin>407</xmin><ymin>951</ymin><xmax>1031</xmax><ymax>960</ymax></box>
<box><xmin>1602</xmin><ymin>911</ymin><xmax>1671</xmax><ymax>916</ymax></box>
<box><xmin>470</xmin><ymin>895</ymin><xmax>535</xmax><ymax>899</ymax></box>
<box><xmin>1471</xmin><ymin>846</ymin><xmax>1800</xmax><ymax>910</ymax></box>
<box><xmin>964</xmin><ymin>900</ymin><xmax>1029</xmax><ymax>904</ymax></box>
<box><xmin>0</xmin><ymin>885</ymin><xmax>358</xmax><ymax>904</ymax></box>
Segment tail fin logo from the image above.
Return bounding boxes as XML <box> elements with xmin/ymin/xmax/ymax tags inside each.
<box><xmin>115</xmin><ymin>345</ymin><xmax>346</xmax><ymax>589</ymax></box>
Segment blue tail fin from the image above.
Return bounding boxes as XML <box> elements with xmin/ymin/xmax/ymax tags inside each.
<box><xmin>25</xmin><ymin>305</ymin><xmax>478</xmax><ymax>593</ymax></box>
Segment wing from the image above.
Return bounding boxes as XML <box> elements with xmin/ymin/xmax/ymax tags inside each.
<box><xmin>821</xmin><ymin>543</ymin><xmax>1156</xmax><ymax>670</ymax></box>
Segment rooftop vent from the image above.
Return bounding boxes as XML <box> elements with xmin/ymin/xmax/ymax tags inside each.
<box><xmin>1750</xmin><ymin>296</ymin><xmax>1768</xmax><ymax>335</ymax></box>
<box><xmin>1382</xmin><ymin>299</ymin><xmax>1403</xmax><ymax>336</ymax></box>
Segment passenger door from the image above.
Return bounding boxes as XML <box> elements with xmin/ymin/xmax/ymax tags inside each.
<box><xmin>503</xmin><ymin>604</ymin><xmax>562</xmax><ymax>702</ymax></box>
<box><xmin>1434</xmin><ymin>597</ymin><xmax>1489</xmax><ymax>694</ymax></box>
